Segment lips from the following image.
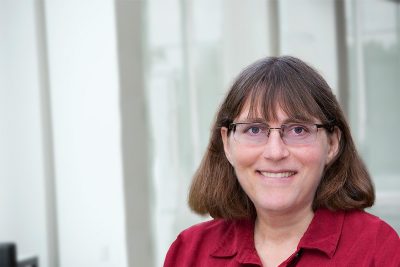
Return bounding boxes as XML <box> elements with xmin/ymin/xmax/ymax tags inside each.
<box><xmin>258</xmin><ymin>171</ymin><xmax>296</xmax><ymax>178</ymax></box>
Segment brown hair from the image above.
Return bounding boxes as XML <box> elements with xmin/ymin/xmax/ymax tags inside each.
<box><xmin>188</xmin><ymin>56</ymin><xmax>375</xmax><ymax>219</ymax></box>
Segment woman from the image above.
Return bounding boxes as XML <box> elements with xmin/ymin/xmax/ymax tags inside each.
<box><xmin>164</xmin><ymin>56</ymin><xmax>399</xmax><ymax>266</ymax></box>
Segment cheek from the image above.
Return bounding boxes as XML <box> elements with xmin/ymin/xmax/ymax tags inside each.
<box><xmin>231</xmin><ymin>145</ymin><xmax>262</xmax><ymax>168</ymax></box>
<box><xmin>297</xmin><ymin>145</ymin><xmax>329</xmax><ymax>174</ymax></box>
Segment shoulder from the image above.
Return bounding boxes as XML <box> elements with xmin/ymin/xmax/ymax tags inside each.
<box><xmin>163</xmin><ymin>219</ymin><xmax>236</xmax><ymax>267</ymax></box>
<box><xmin>170</xmin><ymin>219</ymin><xmax>236</xmax><ymax>252</ymax></box>
<box><xmin>308</xmin><ymin>209</ymin><xmax>399</xmax><ymax>265</ymax></box>
<box><xmin>178</xmin><ymin>219</ymin><xmax>233</xmax><ymax>239</ymax></box>
<box><xmin>342</xmin><ymin>210</ymin><xmax>399</xmax><ymax>265</ymax></box>
<box><xmin>344</xmin><ymin>209</ymin><xmax>398</xmax><ymax>236</ymax></box>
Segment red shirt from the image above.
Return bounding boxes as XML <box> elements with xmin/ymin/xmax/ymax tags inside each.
<box><xmin>164</xmin><ymin>209</ymin><xmax>400</xmax><ymax>266</ymax></box>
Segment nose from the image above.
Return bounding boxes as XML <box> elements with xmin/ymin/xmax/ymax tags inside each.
<box><xmin>262</xmin><ymin>129</ymin><xmax>290</xmax><ymax>160</ymax></box>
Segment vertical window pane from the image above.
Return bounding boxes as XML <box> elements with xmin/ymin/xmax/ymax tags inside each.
<box><xmin>347</xmin><ymin>0</ymin><xmax>400</xmax><ymax>232</ymax></box>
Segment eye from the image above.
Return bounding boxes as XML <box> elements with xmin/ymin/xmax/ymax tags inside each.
<box><xmin>293</xmin><ymin>126</ymin><xmax>305</xmax><ymax>134</ymax></box>
<box><xmin>286</xmin><ymin>124</ymin><xmax>310</xmax><ymax>136</ymax></box>
<box><xmin>242</xmin><ymin>124</ymin><xmax>267</xmax><ymax>136</ymax></box>
<box><xmin>249</xmin><ymin>126</ymin><xmax>261</xmax><ymax>134</ymax></box>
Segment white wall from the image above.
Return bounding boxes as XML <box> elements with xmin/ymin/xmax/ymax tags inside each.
<box><xmin>0</xmin><ymin>1</ymin><xmax>50</xmax><ymax>266</ymax></box>
<box><xmin>1</xmin><ymin>1</ymin><xmax>132</xmax><ymax>267</ymax></box>
<box><xmin>221</xmin><ymin>0</ymin><xmax>271</xmax><ymax>86</ymax></box>
<box><xmin>280</xmin><ymin>0</ymin><xmax>338</xmax><ymax>93</ymax></box>
<box><xmin>44</xmin><ymin>1</ymin><xmax>128</xmax><ymax>266</ymax></box>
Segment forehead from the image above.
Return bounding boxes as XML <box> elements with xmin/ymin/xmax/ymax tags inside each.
<box><xmin>236</xmin><ymin>98</ymin><xmax>319</xmax><ymax>124</ymax></box>
<box><xmin>237</xmin><ymin>101</ymin><xmax>287</xmax><ymax>122</ymax></box>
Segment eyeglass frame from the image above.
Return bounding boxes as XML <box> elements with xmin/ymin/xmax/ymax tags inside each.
<box><xmin>227</xmin><ymin>121</ymin><xmax>335</xmax><ymax>146</ymax></box>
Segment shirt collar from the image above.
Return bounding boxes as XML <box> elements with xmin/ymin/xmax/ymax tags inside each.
<box><xmin>210</xmin><ymin>209</ymin><xmax>345</xmax><ymax>262</ymax></box>
<box><xmin>298</xmin><ymin>208</ymin><xmax>345</xmax><ymax>258</ymax></box>
<box><xmin>210</xmin><ymin>219</ymin><xmax>261</xmax><ymax>265</ymax></box>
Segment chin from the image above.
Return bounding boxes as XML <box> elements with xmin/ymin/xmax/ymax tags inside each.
<box><xmin>256</xmin><ymin>201</ymin><xmax>294</xmax><ymax>213</ymax></box>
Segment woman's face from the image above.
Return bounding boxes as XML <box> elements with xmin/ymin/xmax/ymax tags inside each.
<box><xmin>221</xmin><ymin>103</ymin><xmax>340</xmax><ymax>216</ymax></box>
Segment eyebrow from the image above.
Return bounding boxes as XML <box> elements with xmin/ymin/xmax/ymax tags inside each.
<box><xmin>238</xmin><ymin>117</ymin><xmax>265</xmax><ymax>123</ymax></box>
<box><xmin>235</xmin><ymin>118</ymin><xmax>318</xmax><ymax>127</ymax></box>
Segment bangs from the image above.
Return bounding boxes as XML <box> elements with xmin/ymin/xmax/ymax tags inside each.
<box><xmin>242</xmin><ymin>65</ymin><xmax>328</xmax><ymax>123</ymax></box>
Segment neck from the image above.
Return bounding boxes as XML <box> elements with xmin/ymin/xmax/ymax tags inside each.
<box><xmin>254</xmin><ymin>206</ymin><xmax>314</xmax><ymax>244</ymax></box>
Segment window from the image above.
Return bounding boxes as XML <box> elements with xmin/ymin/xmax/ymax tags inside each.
<box><xmin>346</xmin><ymin>0</ymin><xmax>400</xmax><ymax>230</ymax></box>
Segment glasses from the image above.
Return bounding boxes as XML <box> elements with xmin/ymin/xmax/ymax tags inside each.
<box><xmin>228</xmin><ymin>122</ymin><xmax>333</xmax><ymax>146</ymax></box>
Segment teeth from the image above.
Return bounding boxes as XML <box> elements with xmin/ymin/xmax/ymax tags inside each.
<box><xmin>260</xmin><ymin>171</ymin><xmax>295</xmax><ymax>178</ymax></box>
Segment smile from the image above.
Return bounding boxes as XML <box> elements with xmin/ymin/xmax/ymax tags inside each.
<box><xmin>258</xmin><ymin>171</ymin><xmax>296</xmax><ymax>178</ymax></box>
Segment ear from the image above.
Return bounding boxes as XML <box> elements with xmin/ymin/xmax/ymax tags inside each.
<box><xmin>326</xmin><ymin>127</ymin><xmax>341</xmax><ymax>165</ymax></box>
<box><xmin>221</xmin><ymin>127</ymin><xmax>234</xmax><ymax>165</ymax></box>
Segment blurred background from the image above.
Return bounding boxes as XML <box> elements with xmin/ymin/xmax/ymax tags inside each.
<box><xmin>0</xmin><ymin>0</ymin><xmax>399</xmax><ymax>266</ymax></box>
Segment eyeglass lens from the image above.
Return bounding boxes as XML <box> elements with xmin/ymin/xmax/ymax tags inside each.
<box><xmin>232</xmin><ymin>123</ymin><xmax>319</xmax><ymax>145</ymax></box>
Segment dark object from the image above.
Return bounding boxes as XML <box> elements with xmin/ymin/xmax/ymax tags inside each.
<box><xmin>0</xmin><ymin>243</ymin><xmax>17</xmax><ymax>267</ymax></box>
<box><xmin>0</xmin><ymin>243</ymin><xmax>39</xmax><ymax>267</ymax></box>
